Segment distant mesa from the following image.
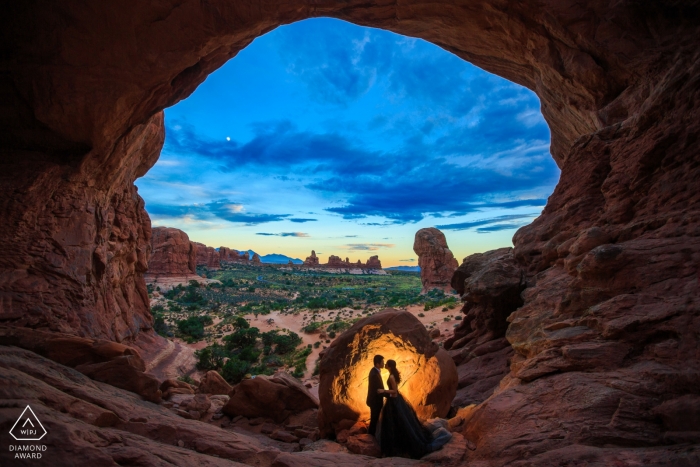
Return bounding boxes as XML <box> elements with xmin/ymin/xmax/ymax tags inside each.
<box><xmin>413</xmin><ymin>227</ymin><xmax>458</xmax><ymax>293</ymax></box>
<box><xmin>148</xmin><ymin>227</ymin><xmax>196</xmax><ymax>275</ymax></box>
<box><xmin>145</xmin><ymin>227</ymin><xmax>218</xmax><ymax>289</ymax></box>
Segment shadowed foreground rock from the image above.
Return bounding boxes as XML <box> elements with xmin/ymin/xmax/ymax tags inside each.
<box><xmin>318</xmin><ymin>309</ymin><xmax>457</xmax><ymax>436</ymax></box>
<box><xmin>413</xmin><ymin>228</ymin><xmax>458</xmax><ymax>293</ymax></box>
<box><xmin>223</xmin><ymin>372</ymin><xmax>319</xmax><ymax>423</ymax></box>
<box><xmin>0</xmin><ymin>346</ymin><xmax>275</xmax><ymax>466</ymax></box>
<box><xmin>446</xmin><ymin>248</ymin><xmax>523</xmax><ymax>406</ymax></box>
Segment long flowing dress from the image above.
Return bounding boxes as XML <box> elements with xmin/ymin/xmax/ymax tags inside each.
<box><xmin>377</xmin><ymin>375</ymin><xmax>435</xmax><ymax>459</ymax></box>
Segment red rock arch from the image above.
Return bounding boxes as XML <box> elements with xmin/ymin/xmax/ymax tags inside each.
<box><xmin>1</xmin><ymin>2</ymin><xmax>699</xmax><ymax>464</ymax></box>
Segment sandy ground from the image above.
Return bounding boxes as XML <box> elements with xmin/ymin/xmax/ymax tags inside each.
<box><xmin>151</xmin><ymin>295</ymin><xmax>462</xmax><ymax>392</ymax></box>
<box><xmin>145</xmin><ymin>274</ymin><xmax>221</xmax><ymax>291</ymax></box>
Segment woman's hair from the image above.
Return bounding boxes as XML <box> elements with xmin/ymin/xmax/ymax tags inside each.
<box><xmin>385</xmin><ymin>359</ymin><xmax>401</xmax><ymax>384</ymax></box>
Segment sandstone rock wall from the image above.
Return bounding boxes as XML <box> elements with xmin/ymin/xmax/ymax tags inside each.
<box><xmin>0</xmin><ymin>112</ymin><xmax>162</xmax><ymax>341</ymax></box>
<box><xmin>148</xmin><ymin>227</ymin><xmax>196</xmax><ymax>275</ymax></box>
<box><xmin>194</xmin><ymin>242</ymin><xmax>221</xmax><ymax>270</ymax></box>
<box><xmin>446</xmin><ymin>248</ymin><xmax>524</xmax><ymax>407</ymax></box>
<box><xmin>413</xmin><ymin>228</ymin><xmax>458</xmax><ymax>293</ymax></box>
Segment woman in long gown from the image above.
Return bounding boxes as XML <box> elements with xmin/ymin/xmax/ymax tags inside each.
<box><xmin>376</xmin><ymin>359</ymin><xmax>449</xmax><ymax>459</ymax></box>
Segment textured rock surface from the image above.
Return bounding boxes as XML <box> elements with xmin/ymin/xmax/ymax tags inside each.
<box><xmin>413</xmin><ymin>228</ymin><xmax>458</xmax><ymax>293</ymax></box>
<box><xmin>148</xmin><ymin>226</ymin><xmax>197</xmax><ymax>275</ymax></box>
<box><xmin>304</xmin><ymin>250</ymin><xmax>320</xmax><ymax>266</ymax></box>
<box><xmin>445</xmin><ymin>248</ymin><xmax>524</xmax><ymax>406</ymax></box>
<box><xmin>304</xmin><ymin>251</ymin><xmax>382</xmax><ymax>269</ymax></box>
<box><xmin>194</xmin><ymin>242</ymin><xmax>221</xmax><ymax>270</ymax></box>
<box><xmin>318</xmin><ymin>309</ymin><xmax>457</xmax><ymax>436</ymax></box>
<box><xmin>198</xmin><ymin>370</ymin><xmax>233</xmax><ymax>395</ymax></box>
<box><xmin>220</xmin><ymin>247</ymin><xmax>248</xmax><ymax>263</ymax></box>
<box><xmin>0</xmin><ymin>345</ymin><xmax>280</xmax><ymax>466</ymax></box>
<box><xmin>223</xmin><ymin>372</ymin><xmax>319</xmax><ymax>423</ymax></box>
<box><xmin>0</xmin><ymin>326</ymin><xmax>162</xmax><ymax>402</ymax></box>
<box><xmin>2</xmin><ymin>1</ymin><xmax>700</xmax><ymax>465</ymax></box>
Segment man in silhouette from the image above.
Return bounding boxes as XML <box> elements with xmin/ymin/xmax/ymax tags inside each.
<box><xmin>366</xmin><ymin>354</ymin><xmax>387</xmax><ymax>436</ymax></box>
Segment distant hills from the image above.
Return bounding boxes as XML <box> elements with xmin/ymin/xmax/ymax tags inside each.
<box><xmin>385</xmin><ymin>266</ymin><xmax>421</xmax><ymax>272</ymax></box>
<box><xmin>248</xmin><ymin>250</ymin><xmax>304</xmax><ymax>264</ymax></box>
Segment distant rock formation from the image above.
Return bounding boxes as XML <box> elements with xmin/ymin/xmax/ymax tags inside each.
<box><xmin>304</xmin><ymin>250</ymin><xmax>320</xmax><ymax>266</ymax></box>
<box><xmin>303</xmin><ymin>251</ymin><xmax>382</xmax><ymax>269</ymax></box>
<box><xmin>413</xmin><ymin>228</ymin><xmax>458</xmax><ymax>293</ymax></box>
<box><xmin>251</xmin><ymin>253</ymin><xmax>261</xmax><ymax>264</ymax></box>
<box><xmin>219</xmin><ymin>246</ymin><xmax>249</xmax><ymax>263</ymax></box>
<box><xmin>148</xmin><ymin>227</ymin><xmax>196</xmax><ymax>275</ymax></box>
<box><xmin>193</xmin><ymin>242</ymin><xmax>220</xmax><ymax>270</ymax></box>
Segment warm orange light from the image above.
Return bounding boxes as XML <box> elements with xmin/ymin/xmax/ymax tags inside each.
<box><xmin>332</xmin><ymin>330</ymin><xmax>445</xmax><ymax>423</ymax></box>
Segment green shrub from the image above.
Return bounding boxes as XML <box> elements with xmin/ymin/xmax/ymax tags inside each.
<box><xmin>224</xmin><ymin>327</ymin><xmax>260</xmax><ymax>350</ymax></box>
<box><xmin>221</xmin><ymin>357</ymin><xmax>250</xmax><ymax>384</ymax></box>
<box><xmin>301</xmin><ymin>321</ymin><xmax>322</xmax><ymax>333</ymax></box>
<box><xmin>417</xmin><ymin>312</ymin><xmax>425</xmax><ymax>317</ymax></box>
<box><xmin>177</xmin><ymin>316</ymin><xmax>207</xmax><ymax>339</ymax></box>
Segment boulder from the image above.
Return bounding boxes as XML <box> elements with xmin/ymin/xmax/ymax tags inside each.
<box><xmin>198</xmin><ymin>370</ymin><xmax>233</xmax><ymax>395</ymax></box>
<box><xmin>413</xmin><ymin>228</ymin><xmax>458</xmax><ymax>293</ymax></box>
<box><xmin>147</xmin><ymin>227</ymin><xmax>197</xmax><ymax>275</ymax></box>
<box><xmin>271</xmin><ymin>430</ymin><xmax>300</xmax><ymax>443</ymax></box>
<box><xmin>345</xmin><ymin>434</ymin><xmax>381</xmax><ymax>458</ymax></box>
<box><xmin>222</xmin><ymin>372</ymin><xmax>319</xmax><ymax>423</ymax></box>
<box><xmin>75</xmin><ymin>355</ymin><xmax>161</xmax><ymax>403</ymax></box>
<box><xmin>317</xmin><ymin>309</ymin><xmax>457</xmax><ymax>435</ymax></box>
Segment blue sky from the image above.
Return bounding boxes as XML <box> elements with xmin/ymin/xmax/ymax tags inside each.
<box><xmin>136</xmin><ymin>18</ymin><xmax>559</xmax><ymax>266</ymax></box>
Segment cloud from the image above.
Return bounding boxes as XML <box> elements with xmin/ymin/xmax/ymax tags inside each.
<box><xmin>436</xmin><ymin>213</ymin><xmax>538</xmax><ymax>231</ymax></box>
<box><xmin>153</xmin><ymin>19</ymin><xmax>558</xmax><ymax>226</ymax></box>
<box><xmin>345</xmin><ymin>235</ymin><xmax>358</xmax><ymax>237</ymax></box>
<box><xmin>146</xmin><ymin>199</ymin><xmax>292</xmax><ymax>226</ymax></box>
<box><xmin>164</xmin><ymin>121</ymin><xmax>556</xmax><ymax>223</ymax></box>
<box><xmin>476</xmin><ymin>222</ymin><xmax>530</xmax><ymax>233</ymax></box>
<box><xmin>256</xmin><ymin>232</ymin><xmax>310</xmax><ymax>237</ymax></box>
<box><xmin>342</xmin><ymin>243</ymin><xmax>395</xmax><ymax>251</ymax></box>
<box><xmin>289</xmin><ymin>218</ymin><xmax>317</xmax><ymax>223</ymax></box>
<box><xmin>399</xmin><ymin>259</ymin><xmax>416</xmax><ymax>262</ymax></box>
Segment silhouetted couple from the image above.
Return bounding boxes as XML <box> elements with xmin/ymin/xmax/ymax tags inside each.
<box><xmin>366</xmin><ymin>355</ymin><xmax>451</xmax><ymax>459</ymax></box>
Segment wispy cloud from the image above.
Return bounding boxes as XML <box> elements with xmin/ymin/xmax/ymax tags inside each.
<box><xmin>289</xmin><ymin>218</ymin><xmax>317</xmax><ymax>223</ymax></box>
<box><xmin>399</xmin><ymin>259</ymin><xmax>416</xmax><ymax>262</ymax></box>
<box><xmin>342</xmin><ymin>243</ymin><xmax>395</xmax><ymax>251</ymax></box>
<box><xmin>146</xmin><ymin>199</ymin><xmax>292</xmax><ymax>226</ymax></box>
<box><xmin>256</xmin><ymin>232</ymin><xmax>310</xmax><ymax>237</ymax></box>
<box><xmin>436</xmin><ymin>213</ymin><xmax>538</xmax><ymax>231</ymax></box>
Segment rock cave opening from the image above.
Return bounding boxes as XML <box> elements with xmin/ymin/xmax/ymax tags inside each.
<box><xmin>1</xmin><ymin>3</ymin><xmax>699</xmax><ymax>466</ymax></box>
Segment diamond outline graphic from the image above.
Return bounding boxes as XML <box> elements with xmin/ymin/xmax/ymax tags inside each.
<box><xmin>9</xmin><ymin>405</ymin><xmax>47</xmax><ymax>441</ymax></box>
